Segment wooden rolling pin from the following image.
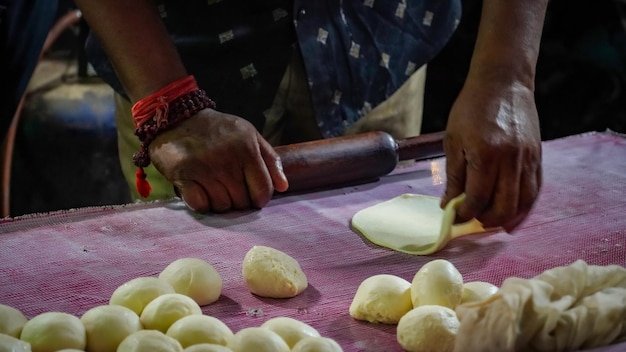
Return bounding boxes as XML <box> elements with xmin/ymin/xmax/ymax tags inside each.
<box><xmin>275</xmin><ymin>131</ymin><xmax>445</xmax><ymax>193</ymax></box>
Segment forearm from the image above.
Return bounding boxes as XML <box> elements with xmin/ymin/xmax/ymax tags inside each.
<box><xmin>468</xmin><ymin>0</ymin><xmax>549</xmax><ymax>89</ymax></box>
<box><xmin>74</xmin><ymin>0</ymin><xmax>187</xmax><ymax>102</ymax></box>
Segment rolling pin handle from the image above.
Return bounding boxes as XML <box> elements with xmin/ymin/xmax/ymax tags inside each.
<box><xmin>396</xmin><ymin>131</ymin><xmax>445</xmax><ymax>161</ymax></box>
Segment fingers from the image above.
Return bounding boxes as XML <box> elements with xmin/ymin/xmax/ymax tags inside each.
<box><xmin>224</xmin><ymin>186</ymin><xmax>251</xmax><ymax>211</ymax></box>
<box><xmin>179</xmin><ymin>178</ymin><xmax>249</xmax><ymax>213</ymax></box>
<box><xmin>178</xmin><ymin>181</ymin><xmax>210</xmax><ymax>213</ymax></box>
<box><xmin>204</xmin><ymin>180</ymin><xmax>233</xmax><ymax>213</ymax></box>
<box><xmin>258</xmin><ymin>135</ymin><xmax>289</xmax><ymax>193</ymax></box>
<box><xmin>242</xmin><ymin>166</ymin><xmax>272</xmax><ymax>209</ymax></box>
<box><xmin>450</xmin><ymin>150</ymin><xmax>542</xmax><ymax>233</ymax></box>
<box><xmin>177</xmin><ymin>146</ymin><xmax>280</xmax><ymax>212</ymax></box>
<box><xmin>475</xmin><ymin>152</ymin><xmax>520</xmax><ymax>229</ymax></box>
<box><xmin>455</xmin><ymin>155</ymin><xmax>497</xmax><ymax>224</ymax></box>
<box><xmin>238</xmin><ymin>136</ymin><xmax>278</xmax><ymax>209</ymax></box>
<box><xmin>154</xmin><ymin>112</ymin><xmax>283</xmax><ymax>213</ymax></box>
<box><xmin>219</xmin><ymin>173</ymin><xmax>251</xmax><ymax>211</ymax></box>
<box><xmin>240</xmin><ymin>134</ymin><xmax>290</xmax><ymax>209</ymax></box>
<box><xmin>441</xmin><ymin>137</ymin><xmax>466</xmax><ymax>209</ymax></box>
<box><xmin>502</xmin><ymin>159</ymin><xmax>542</xmax><ymax>232</ymax></box>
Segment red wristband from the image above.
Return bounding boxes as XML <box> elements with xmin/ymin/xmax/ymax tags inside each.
<box><xmin>130</xmin><ymin>75</ymin><xmax>216</xmax><ymax>198</ymax></box>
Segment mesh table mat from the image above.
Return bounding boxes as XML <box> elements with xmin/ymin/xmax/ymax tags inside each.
<box><xmin>1</xmin><ymin>131</ymin><xmax>625</xmax><ymax>351</ymax></box>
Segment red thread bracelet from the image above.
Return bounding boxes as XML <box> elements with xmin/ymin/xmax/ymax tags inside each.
<box><xmin>131</xmin><ymin>75</ymin><xmax>216</xmax><ymax>198</ymax></box>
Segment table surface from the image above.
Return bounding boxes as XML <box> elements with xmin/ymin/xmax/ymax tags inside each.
<box><xmin>1</xmin><ymin>131</ymin><xmax>625</xmax><ymax>352</ymax></box>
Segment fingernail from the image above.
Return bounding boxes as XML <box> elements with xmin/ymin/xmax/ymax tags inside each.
<box><xmin>276</xmin><ymin>158</ymin><xmax>286</xmax><ymax>177</ymax></box>
<box><xmin>181</xmin><ymin>196</ymin><xmax>197</xmax><ymax>212</ymax></box>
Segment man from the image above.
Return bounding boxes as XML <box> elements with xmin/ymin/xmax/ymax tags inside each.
<box><xmin>74</xmin><ymin>0</ymin><xmax>546</xmax><ymax>232</ymax></box>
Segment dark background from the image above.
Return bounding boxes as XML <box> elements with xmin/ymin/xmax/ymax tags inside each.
<box><xmin>423</xmin><ymin>0</ymin><xmax>626</xmax><ymax>138</ymax></box>
<box><xmin>8</xmin><ymin>0</ymin><xmax>626</xmax><ymax>216</ymax></box>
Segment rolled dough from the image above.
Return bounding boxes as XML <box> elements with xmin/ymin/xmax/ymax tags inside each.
<box><xmin>351</xmin><ymin>193</ymin><xmax>485</xmax><ymax>255</ymax></box>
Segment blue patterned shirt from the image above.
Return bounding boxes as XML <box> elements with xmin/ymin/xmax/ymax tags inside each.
<box><xmin>86</xmin><ymin>0</ymin><xmax>460</xmax><ymax>137</ymax></box>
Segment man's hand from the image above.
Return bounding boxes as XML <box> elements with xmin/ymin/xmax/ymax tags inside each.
<box><xmin>441</xmin><ymin>76</ymin><xmax>542</xmax><ymax>232</ymax></box>
<box><xmin>148</xmin><ymin>109</ymin><xmax>289</xmax><ymax>213</ymax></box>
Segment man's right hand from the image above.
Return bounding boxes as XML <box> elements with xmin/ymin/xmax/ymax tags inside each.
<box><xmin>148</xmin><ymin>109</ymin><xmax>289</xmax><ymax>213</ymax></box>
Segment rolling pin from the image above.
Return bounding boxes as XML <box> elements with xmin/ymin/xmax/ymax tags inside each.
<box><xmin>274</xmin><ymin>131</ymin><xmax>445</xmax><ymax>193</ymax></box>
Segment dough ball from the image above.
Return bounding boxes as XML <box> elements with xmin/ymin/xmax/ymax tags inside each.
<box><xmin>80</xmin><ymin>304</ymin><xmax>143</xmax><ymax>352</ymax></box>
<box><xmin>460</xmin><ymin>281</ymin><xmax>499</xmax><ymax>304</ymax></box>
<box><xmin>242</xmin><ymin>246</ymin><xmax>308</xmax><ymax>298</ymax></box>
<box><xmin>0</xmin><ymin>333</ymin><xmax>31</xmax><ymax>352</ymax></box>
<box><xmin>228</xmin><ymin>327</ymin><xmax>290</xmax><ymax>352</ymax></box>
<box><xmin>396</xmin><ymin>305</ymin><xmax>459</xmax><ymax>352</ymax></box>
<box><xmin>158</xmin><ymin>258</ymin><xmax>222</xmax><ymax>306</ymax></box>
<box><xmin>291</xmin><ymin>336</ymin><xmax>344</xmax><ymax>352</ymax></box>
<box><xmin>260</xmin><ymin>317</ymin><xmax>320</xmax><ymax>348</ymax></box>
<box><xmin>0</xmin><ymin>303</ymin><xmax>28</xmax><ymax>337</ymax></box>
<box><xmin>183</xmin><ymin>344</ymin><xmax>233</xmax><ymax>352</ymax></box>
<box><xmin>20</xmin><ymin>312</ymin><xmax>86</xmax><ymax>352</ymax></box>
<box><xmin>411</xmin><ymin>259</ymin><xmax>463</xmax><ymax>309</ymax></box>
<box><xmin>140</xmin><ymin>293</ymin><xmax>202</xmax><ymax>332</ymax></box>
<box><xmin>117</xmin><ymin>330</ymin><xmax>183</xmax><ymax>352</ymax></box>
<box><xmin>109</xmin><ymin>276</ymin><xmax>175</xmax><ymax>315</ymax></box>
<box><xmin>349</xmin><ymin>274</ymin><xmax>412</xmax><ymax>324</ymax></box>
<box><xmin>166</xmin><ymin>315</ymin><xmax>233</xmax><ymax>347</ymax></box>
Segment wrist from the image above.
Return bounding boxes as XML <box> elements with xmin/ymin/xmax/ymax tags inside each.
<box><xmin>131</xmin><ymin>75</ymin><xmax>216</xmax><ymax>198</ymax></box>
<box><xmin>466</xmin><ymin>62</ymin><xmax>536</xmax><ymax>92</ymax></box>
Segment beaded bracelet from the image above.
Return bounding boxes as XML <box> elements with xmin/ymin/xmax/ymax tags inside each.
<box><xmin>131</xmin><ymin>75</ymin><xmax>216</xmax><ymax>198</ymax></box>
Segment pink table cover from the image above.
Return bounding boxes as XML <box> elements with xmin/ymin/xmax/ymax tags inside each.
<box><xmin>1</xmin><ymin>131</ymin><xmax>625</xmax><ymax>351</ymax></box>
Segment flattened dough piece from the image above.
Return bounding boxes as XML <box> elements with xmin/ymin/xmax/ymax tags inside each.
<box><xmin>455</xmin><ymin>260</ymin><xmax>626</xmax><ymax>352</ymax></box>
<box><xmin>351</xmin><ymin>193</ymin><xmax>485</xmax><ymax>255</ymax></box>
